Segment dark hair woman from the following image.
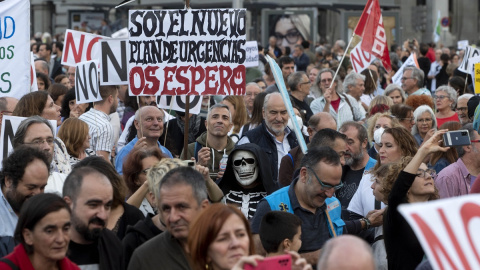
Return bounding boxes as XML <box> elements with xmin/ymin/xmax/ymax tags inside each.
<box><xmin>0</xmin><ymin>193</ymin><xmax>80</xmax><ymax>269</ymax></box>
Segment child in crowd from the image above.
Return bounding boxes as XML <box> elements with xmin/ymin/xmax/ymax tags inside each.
<box><xmin>259</xmin><ymin>211</ymin><xmax>303</xmax><ymax>256</ymax></box>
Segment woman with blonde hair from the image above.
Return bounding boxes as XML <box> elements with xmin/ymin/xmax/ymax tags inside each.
<box><xmin>57</xmin><ymin>118</ymin><xmax>93</xmax><ymax>165</ymax></box>
<box><xmin>366</xmin><ymin>113</ymin><xmax>401</xmax><ymax>159</ymax></box>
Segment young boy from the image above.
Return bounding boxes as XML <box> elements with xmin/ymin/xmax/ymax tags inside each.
<box><xmin>259</xmin><ymin>211</ymin><xmax>303</xmax><ymax>256</ymax></box>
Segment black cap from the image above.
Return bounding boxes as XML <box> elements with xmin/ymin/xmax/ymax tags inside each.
<box><xmin>467</xmin><ymin>96</ymin><xmax>480</xmax><ymax>119</ymax></box>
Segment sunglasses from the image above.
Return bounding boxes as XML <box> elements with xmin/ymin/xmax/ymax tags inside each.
<box><xmin>306</xmin><ymin>167</ymin><xmax>343</xmax><ymax>191</ymax></box>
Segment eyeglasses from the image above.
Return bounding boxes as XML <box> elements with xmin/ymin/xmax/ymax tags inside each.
<box><xmin>416</xmin><ymin>168</ymin><xmax>436</xmax><ymax>179</ymax></box>
<box><xmin>400</xmin><ymin>77</ymin><xmax>414</xmax><ymax>81</ymax></box>
<box><xmin>417</xmin><ymin>118</ymin><xmax>432</xmax><ymax>123</ymax></box>
<box><xmin>24</xmin><ymin>138</ymin><xmax>55</xmax><ymax>146</ymax></box>
<box><xmin>320</xmin><ymin>78</ymin><xmax>333</xmax><ymax>84</ymax></box>
<box><xmin>275</xmin><ymin>30</ymin><xmax>302</xmax><ymax>45</ymax></box>
<box><xmin>456</xmin><ymin>107</ymin><xmax>468</xmax><ymax>112</ymax></box>
<box><xmin>433</xmin><ymin>95</ymin><xmax>448</xmax><ymax>100</ymax></box>
<box><xmin>306</xmin><ymin>167</ymin><xmax>344</xmax><ymax>191</ymax></box>
<box><xmin>66</xmin><ymin>73</ymin><xmax>75</xmax><ymax>77</ymax></box>
<box><xmin>300</xmin><ymin>81</ymin><xmax>311</xmax><ymax>86</ymax></box>
<box><xmin>233</xmin><ymin>157</ymin><xmax>255</xmax><ymax>166</ymax></box>
<box><xmin>401</xmin><ymin>117</ymin><xmax>415</xmax><ymax>123</ymax></box>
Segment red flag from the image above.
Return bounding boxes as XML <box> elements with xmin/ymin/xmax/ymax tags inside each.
<box><xmin>354</xmin><ymin>0</ymin><xmax>373</xmax><ymax>36</ymax></box>
<box><xmin>355</xmin><ymin>0</ymin><xmax>392</xmax><ymax>72</ymax></box>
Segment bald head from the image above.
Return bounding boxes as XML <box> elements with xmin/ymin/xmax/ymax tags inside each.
<box><xmin>308</xmin><ymin>112</ymin><xmax>337</xmax><ymax>137</ymax></box>
<box><xmin>34</xmin><ymin>60</ymin><xmax>49</xmax><ymax>76</ymax></box>
<box><xmin>317</xmin><ymin>235</ymin><xmax>375</xmax><ymax>270</ymax></box>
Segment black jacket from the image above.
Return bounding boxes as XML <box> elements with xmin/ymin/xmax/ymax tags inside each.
<box><xmin>243</xmin><ymin>121</ymin><xmax>298</xmax><ymax>184</ymax></box>
<box><xmin>122</xmin><ymin>214</ymin><xmax>163</xmax><ymax>268</ymax></box>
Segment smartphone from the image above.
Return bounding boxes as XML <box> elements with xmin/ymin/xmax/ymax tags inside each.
<box><xmin>244</xmin><ymin>254</ymin><xmax>291</xmax><ymax>270</ymax></box>
<box><xmin>182</xmin><ymin>160</ymin><xmax>196</xmax><ymax>168</ymax></box>
<box><xmin>443</xmin><ymin>130</ymin><xmax>471</xmax><ymax>147</ymax></box>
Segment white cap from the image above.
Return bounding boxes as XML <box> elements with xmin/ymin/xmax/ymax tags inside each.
<box><xmin>374</xmin><ymin>127</ymin><xmax>385</xmax><ymax>144</ymax></box>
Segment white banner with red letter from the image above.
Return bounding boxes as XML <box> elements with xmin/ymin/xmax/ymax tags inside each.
<box><xmin>350</xmin><ymin>40</ymin><xmax>374</xmax><ymax>74</ymax></box>
<box><xmin>0</xmin><ymin>0</ymin><xmax>31</xmax><ymax>99</ymax></box>
<box><xmin>399</xmin><ymin>195</ymin><xmax>480</xmax><ymax>270</ymax></box>
<box><xmin>62</xmin><ymin>29</ymin><xmax>107</xmax><ymax>67</ymax></box>
<box><xmin>128</xmin><ymin>9</ymin><xmax>247</xmax><ymax>96</ymax></box>
<box><xmin>353</xmin><ymin>0</ymin><xmax>391</xmax><ymax>72</ymax></box>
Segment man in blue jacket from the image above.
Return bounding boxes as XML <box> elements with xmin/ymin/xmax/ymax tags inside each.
<box><xmin>250</xmin><ymin>146</ymin><xmax>344</xmax><ymax>265</ymax></box>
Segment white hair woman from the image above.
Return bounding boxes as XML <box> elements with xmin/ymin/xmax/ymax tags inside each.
<box><xmin>412</xmin><ymin>105</ymin><xmax>437</xmax><ymax>147</ymax></box>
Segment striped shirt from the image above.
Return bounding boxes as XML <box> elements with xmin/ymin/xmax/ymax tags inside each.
<box><xmin>79</xmin><ymin>108</ymin><xmax>114</xmax><ymax>155</ymax></box>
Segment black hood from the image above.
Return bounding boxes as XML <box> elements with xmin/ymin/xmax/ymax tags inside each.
<box><xmin>216</xmin><ymin>143</ymin><xmax>276</xmax><ymax>195</ymax></box>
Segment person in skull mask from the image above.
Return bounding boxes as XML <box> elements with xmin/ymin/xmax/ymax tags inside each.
<box><xmin>216</xmin><ymin>143</ymin><xmax>276</xmax><ymax>220</ymax></box>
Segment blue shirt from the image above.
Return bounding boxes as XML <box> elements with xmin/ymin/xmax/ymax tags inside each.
<box><xmin>0</xmin><ymin>191</ymin><xmax>18</xmax><ymax>257</ymax></box>
<box><xmin>115</xmin><ymin>136</ymin><xmax>173</xmax><ymax>175</ymax></box>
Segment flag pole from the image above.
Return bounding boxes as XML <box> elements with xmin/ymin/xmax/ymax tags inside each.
<box><xmin>329</xmin><ymin>33</ymin><xmax>355</xmax><ymax>89</ymax></box>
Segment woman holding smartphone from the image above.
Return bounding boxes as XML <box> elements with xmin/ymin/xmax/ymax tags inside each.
<box><xmin>383</xmin><ymin>130</ymin><xmax>445</xmax><ymax>270</ymax></box>
<box><xmin>188</xmin><ymin>204</ymin><xmax>311</xmax><ymax>270</ymax></box>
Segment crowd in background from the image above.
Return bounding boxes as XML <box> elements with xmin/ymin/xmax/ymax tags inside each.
<box><xmin>1</xmin><ymin>22</ymin><xmax>480</xmax><ymax>270</ymax></box>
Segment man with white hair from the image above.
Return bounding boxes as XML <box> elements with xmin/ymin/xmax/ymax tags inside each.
<box><xmin>402</xmin><ymin>66</ymin><xmax>431</xmax><ymax>96</ymax></box>
<box><xmin>310</xmin><ymin>69</ymin><xmax>365</xmax><ymax>128</ymax></box>
<box><xmin>238</xmin><ymin>92</ymin><xmax>299</xmax><ymax>184</ymax></box>
<box><xmin>344</xmin><ymin>72</ymin><xmax>367</xmax><ymax>115</ymax></box>
<box><xmin>457</xmin><ymin>94</ymin><xmax>474</xmax><ymax>124</ymax></box>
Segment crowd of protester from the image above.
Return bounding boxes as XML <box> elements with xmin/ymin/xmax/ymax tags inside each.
<box><xmin>1</xmin><ymin>27</ymin><xmax>480</xmax><ymax>270</ymax></box>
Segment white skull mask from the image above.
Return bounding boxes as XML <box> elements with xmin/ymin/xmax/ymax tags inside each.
<box><xmin>232</xmin><ymin>150</ymin><xmax>258</xmax><ymax>186</ymax></box>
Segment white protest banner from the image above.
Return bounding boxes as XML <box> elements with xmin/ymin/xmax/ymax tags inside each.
<box><xmin>30</xmin><ymin>52</ymin><xmax>38</xmax><ymax>92</ymax></box>
<box><xmin>0</xmin><ymin>0</ymin><xmax>30</xmax><ymax>99</ymax></box>
<box><xmin>62</xmin><ymin>29</ymin><xmax>106</xmax><ymax>67</ymax></box>
<box><xmin>458</xmin><ymin>46</ymin><xmax>480</xmax><ymax>73</ymax></box>
<box><xmin>458</xmin><ymin>40</ymin><xmax>469</xmax><ymax>50</ymax></box>
<box><xmin>128</xmin><ymin>9</ymin><xmax>247</xmax><ymax>96</ymax></box>
<box><xmin>75</xmin><ymin>60</ymin><xmax>101</xmax><ymax>104</ymax></box>
<box><xmin>392</xmin><ymin>53</ymin><xmax>419</xmax><ymax>86</ymax></box>
<box><xmin>0</xmin><ymin>115</ymin><xmax>57</xmax><ymax>169</ymax></box>
<box><xmin>350</xmin><ymin>40</ymin><xmax>374</xmax><ymax>73</ymax></box>
<box><xmin>399</xmin><ymin>195</ymin><xmax>480</xmax><ymax>270</ymax></box>
<box><xmin>244</xmin><ymin>41</ymin><xmax>258</xmax><ymax>68</ymax></box>
<box><xmin>100</xmin><ymin>38</ymin><xmax>128</xmax><ymax>85</ymax></box>
<box><xmin>266</xmin><ymin>55</ymin><xmax>307</xmax><ymax>154</ymax></box>
<box><xmin>467</xmin><ymin>55</ymin><xmax>480</xmax><ymax>79</ymax></box>
<box><xmin>156</xmin><ymin>95</ymin><xmax>202</xmax><ymax>114</ymax></box>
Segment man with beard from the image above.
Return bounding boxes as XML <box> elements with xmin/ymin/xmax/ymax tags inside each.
<box><xmin>63</xmin><ymin>166</ymin><xmax>122</xmax><ymax>269</ymax></box>
<box><xmin>115</xmin><ymin>106</ymin><xmax>173</xmax><ymax>175</ymax></box>
<box><xmin>79</xmin><ymin>85</ymin><xmax>119</xmax><ymax>161</ymax></box>
<box><xmin>238</xmin><ymin>92</ymin><xmax>299</xmax><ymax>184</ymax></box>
<box><xmin>457</xmin><ymin>94</ymin><xmax>474</xmax><ymax>124</ymax></box>
<box><xmin>181</xmin><ymin>104</ymin><xmax>235</xmax><ymax>180</ymax></box>
<box><xmin>336</xmin><ymin>122</ymin><xmax>376</xmax><ymax>210</ymax></box>
<box><xmin>0</xmin><ymin>146</ymin><xmax>50</xmax><ymax>257</ymax></box>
